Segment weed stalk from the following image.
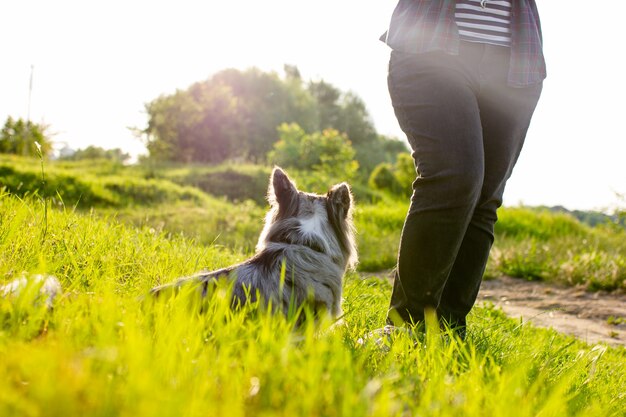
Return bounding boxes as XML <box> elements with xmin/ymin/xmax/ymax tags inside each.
<box><xmin>34</xmin><ymin>141</ymin><xmax>48</xmax><ymax>243</ymax></box>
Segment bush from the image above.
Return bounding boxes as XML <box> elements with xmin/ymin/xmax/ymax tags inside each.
<box><xmin>268</xmin><ymin>123</ymin><xmax>359</xmax><ymax>180</ymax></box>
<box><xmin>367</xmin><ymin>153</ymin><xmax>414</xmax><ymax>197</ymax></box>
<box><xmin>394</xmin><ymin>152</ymin><xmax>415</xmax><ymax>192</ymax></box>
<box><xmin>368</xmin><ymin>163</ymin><xmax>402</xmax><ymax>195</ymax></box>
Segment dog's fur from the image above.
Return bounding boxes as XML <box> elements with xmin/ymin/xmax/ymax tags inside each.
<box><xmin>150</xmin><ymin>167</ymin><xmax>357</xmax><ymax>319</ymax></box>
<box><xmin>0</xmin><ymin>274</ymin><xmax>62</xmax><ymax>310</ymax></box>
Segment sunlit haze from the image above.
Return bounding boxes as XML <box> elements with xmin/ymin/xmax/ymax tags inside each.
<box><xmin>1</xmin><ymin>1</ymin><xmax>624</xmax><ymax>211</ymax></box>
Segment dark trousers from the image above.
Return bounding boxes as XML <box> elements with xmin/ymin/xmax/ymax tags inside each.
<box><xmin>386</xmin><ymin>42</ymin><xmax>542</xmax><ymax>332</ymax></box>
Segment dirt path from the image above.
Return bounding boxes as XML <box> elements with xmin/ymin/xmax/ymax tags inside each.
<box><xmin>364</xmin><ymin>271</ymin><xmax>626</xmax><ymax>347</ymax></box>
<box><xmin>477</xmin><ymin>276</ymin><xmax>626</xmax><ymax>347</ymax></box>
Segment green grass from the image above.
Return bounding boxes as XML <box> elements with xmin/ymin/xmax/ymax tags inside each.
<box><xmin>353</xmin><ymin>202</ymin><xmax>626</xmax><ymax>291</ymax></box>
<box><xmin>1</xmin><ymin>192</ymin><xmax>626</xmax><ymax>416</ymax></box>
<box><xmin>353</xmin><ymin>203</ymin><xmax>626</xmax><ymax>291</ymax></box>
<box><xmin>0</xmin><ymin>156</ymin><xmax>208</xmax><ymax>209</ymax></box>
<box><xmin>487</xmin><ymin>208</ymin><xmax>626</xmax><ymax>290</ymax></box>
<box><xmin>109</xmin><ymin>200</ymin><xmax>265</xmax><ymax>253</ymax></box>
<box><xmin>353</xmin><ymin>203</ymin><xmax>406</xmax><ymax>272</ymax></box>
<box><xmin>3</xmin><ymin>155</ymin><xmax>625</xmax><ymax>289</ymax></box>
<box><xmin>158</xmin><ymin>163</ymin><xmax>273</xmax><ymax>205</ymax></box>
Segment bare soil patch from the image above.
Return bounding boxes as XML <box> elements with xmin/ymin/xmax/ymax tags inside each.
<box><xmin>477</xmin><ymin>276</ymin><xmax>626</xmax><ymax>347</ymax></box>
<box><xmin>364</xmin><ymin>271</ymin><xmax>626</xmax><ymax>347</ymax></box>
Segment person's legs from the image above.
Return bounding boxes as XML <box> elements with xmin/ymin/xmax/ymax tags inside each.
<box><xmin>437</xmin><ymin>45</ymin><xmax>543</xmax><ymax>334</ymax></box>
<box><xmin>386</xmin><ymin>49</ymin><xmax>485</xmax><ymax>326</ymax></box>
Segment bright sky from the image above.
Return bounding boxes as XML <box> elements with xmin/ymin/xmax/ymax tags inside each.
<box><xmin>1</xmin><ymin>1</ymin><xmax>624</xmax><ymax>212</ymax></box>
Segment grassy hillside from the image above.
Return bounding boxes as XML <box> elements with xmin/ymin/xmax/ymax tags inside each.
<box><xmin>1</xmin><ymin>192</ymin><xmax>625</xmax><ymax>417</ymax></box>
<box><xmin>488</xmin><ymin>208</ymin><xmax>626</xmax><ymax>290</ymax></box>
<box><xmin>354</xmin><ymin>202</ymin><xmax>626</xmax><ymax>291</ymax></box>
<box><xmin>0</xmin><ymin>154</ymin><xmax>208</xmax><ymax>208</ymax></box>
<box><xmin>2</xmin><ymin>155</ymin><xmax>625</xmax><ymax>290</ymax></box>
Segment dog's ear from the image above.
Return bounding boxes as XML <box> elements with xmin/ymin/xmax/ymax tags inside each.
<box><xmin>327</xmin><ymin>183</ymin><xmax>352</xmax><ymax>220</ymax></box>
<box><xmin>268</xmin><ymin>166</ymin><xmax>298</xmax><ymax>210</ymax></box>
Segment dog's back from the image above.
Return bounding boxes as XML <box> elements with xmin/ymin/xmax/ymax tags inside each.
<box><xmin>151</xmin><ymin>167</ymin><xmax>357</xmax><ymax>321</ymax></box>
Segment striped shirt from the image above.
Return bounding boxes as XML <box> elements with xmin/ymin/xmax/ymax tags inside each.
<box><xmin>455</xmin><ymin>0</ymin><xmax>512</xmax><ymax>47</ymax></box>
<box><xmin>381</xmin><ymin>0</ymin><xmax>546</xmax><ymax>87</ymax></box>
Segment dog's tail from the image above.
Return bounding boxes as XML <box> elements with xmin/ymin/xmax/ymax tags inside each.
<box><xmin>1</xmin><ymin>274</ymin><xmax>62</xmax><ymax>309</ymax></box>
<box><xmin>149</xmin><ymin>267</ymin><xmax>236</xmax><ymax>299</ymax></box>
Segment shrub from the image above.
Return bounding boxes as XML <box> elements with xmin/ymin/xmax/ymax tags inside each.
<box><xmin>368</xmin><ymin>163</ymin><xmax>402</xmax><ymax>195</ymax></box>
<box><xmin>393</xmin><ymin>152</ymin><xmax>415</xmax><ymax>192</ymax></box>
<box><xmin>268</xmin><ymin>123</ymin><xmax>359</xmax><ymax>180</ymax></box>
<box><xmin>367</xmin><ymin>152</ymin><xmax>414</xmax><ymax>197</ymax></box>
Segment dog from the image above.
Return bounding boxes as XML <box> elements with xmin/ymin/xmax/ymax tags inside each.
<box><xmin>150</xmin><ymin>167</ymin><xmax>357</xmax><ymax>320</ymax></box>
<box><xmin>1</xmin><ymin>274</ymin><xmax>62</xmax><ymax>310</ymax></box>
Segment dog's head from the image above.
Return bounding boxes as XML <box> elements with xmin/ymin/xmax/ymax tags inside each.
<box><xmin>258</xmin><ymin>167</ymin><xmax>357</xmax><ymax>270</ymax></box>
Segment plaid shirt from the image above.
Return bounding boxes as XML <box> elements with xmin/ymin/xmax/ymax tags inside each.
<box><xmin>382</xmin><ymin>0</ymin><xmax>546</xmax><ymax>87</ymax></box>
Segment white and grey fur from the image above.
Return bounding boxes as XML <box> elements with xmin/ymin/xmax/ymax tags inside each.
<box><xmin>1</xmin><ymin>274</ymin><xmax>62</xmax><ymax>309</ymax></box>
<box><xmin>150</xmin><ymin>167</ymin><xmax>357</xmax><ymax>319</ymax></box>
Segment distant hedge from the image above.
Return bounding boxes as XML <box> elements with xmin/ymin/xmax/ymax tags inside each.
<box><xmin>0</xmin><ymin>163</ymin><xmax>207</xmax><ymax>208</ymax></box>
<box><xmin>169</xmin><ymin>166</ymin><xmax>272</xmax><ymax>205</ymax></box>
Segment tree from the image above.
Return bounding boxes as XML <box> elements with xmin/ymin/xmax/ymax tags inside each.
<box><xmin>142</xmin><ymin>66</ymin><xmax>405</xmax><ymax>171</ymax></box>
<box><xmin>307</xmin><ymin>82</ymin><xmax>407</xmax><ymax>175</ymax></box>
<box><xmin>335</xmin><ymin>92</ymin><xmax>378</xmax><ymax>147</ymax></box>
<box><xmin>352</xmin><ymin>134</ymin><xmax>408</xmax><ymax>177</ymax></box>
<box><xmin>143</xmin><ymin>68</ymin><xmax>316</xmax><ymax>163</ymax></box>
<box><xmin>60</xmin><ymin>145</ymin><xmax>130</xmax><ymax>163</ymax></box>
<box><xmin>0</xmin><ymin>117</ymin><xmax>52</xmax><ymax>157</ymax></box>
<box><xmin>308</xmin><ymin>80</ymin><xmax>342</xmax><ymax>130</ymax></box>
<box><xmin>144</xmin><ymin>83</ymin><xmax>241</xmax><ymax>163</ymax></box>
<box><xmin>211</xmin><ymin>68</ymin><xmax>317</xmax><ymax>161</ymax></box>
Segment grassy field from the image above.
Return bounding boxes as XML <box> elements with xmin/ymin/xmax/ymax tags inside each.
<box><xmin>2</xmin><ymin>192</ymin><xmax>626</xmax><ymax>416</ymax></box>
<box><xmin>2</xmin><ymin>155</ymin><xmax>624</xmax><ymax>290</ymax></box>
<box><xmin>1</xmin><ymin>156</ymin><xmax>626</xmax><ymax>416</ymax></box>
